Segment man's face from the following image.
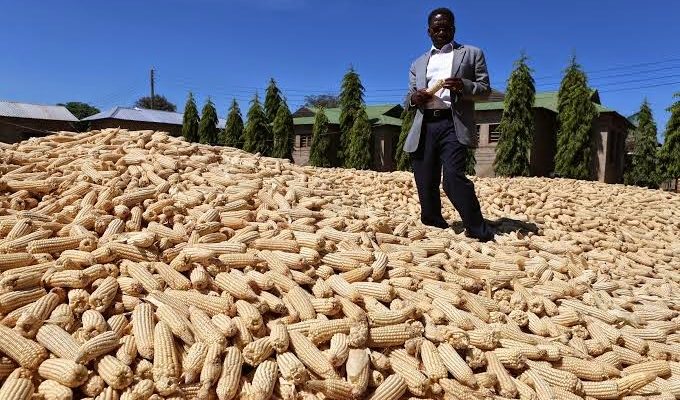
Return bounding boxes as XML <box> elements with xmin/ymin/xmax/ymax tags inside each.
<box><xmin>428</xmin><ymin>14</ymin><xmax>454</xmax><ymax>49</ymax></box>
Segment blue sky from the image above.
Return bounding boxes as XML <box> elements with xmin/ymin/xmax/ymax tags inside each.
<box><xmin>2</xmin><ymin>0</ymin><xmax>679</xmax><ymax>138</ymax></box>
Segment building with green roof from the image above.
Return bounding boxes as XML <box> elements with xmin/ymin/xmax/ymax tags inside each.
<box><xmin>292</xmin><ymin>104</ymin><xmax>404</xmax><ymax>170</ymax></box>
<box><xmin>473</xmin><ymin>90</ymin><xmax>633</xmax><ymax>183</ymax></box>
<box><xmin>291</xmin><ymin>91</ymin><xmax>632</xmax><ymax>183</ymax></box>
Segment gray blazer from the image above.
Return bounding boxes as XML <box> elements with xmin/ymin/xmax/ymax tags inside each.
<box><xmin>403</xmin><ymin>42</ymin><xmax>491</xmax><ymax>152</ymax></box>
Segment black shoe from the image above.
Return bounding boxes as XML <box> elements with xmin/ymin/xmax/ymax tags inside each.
<box><xmin>422</xmin><ymin>218</ymin><xmax>449</xmax><ymax>229</ymax></box>
<box><xmin>466</xmin><ymin>227</ymin><xmax>496</xmax><ymax>242</ymax></box>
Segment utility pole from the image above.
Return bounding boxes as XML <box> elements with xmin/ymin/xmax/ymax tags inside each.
<box><xmin>150</xmin><ymin>67</ymin><xmax>156</xmax><ymax>109</ymax></box>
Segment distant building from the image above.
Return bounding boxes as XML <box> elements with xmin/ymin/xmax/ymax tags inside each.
<box><xmin>292</xmin><ymin>105</ymin><xmax>404</xmax><ymax>171</ymax></box>
<box><xmin>83</xmin><ymin>107</ymin><xmax>225</xmax><ymax>137</ymax></box>
<box><xmin>474</xmin><ymin>91</ymin><xmax>633</xmax><ymax>183</ymax></box>
<box><xmin>0</xmin><ymin>100</ymin><xmax>79</xmax><ymax>143</ymax></box>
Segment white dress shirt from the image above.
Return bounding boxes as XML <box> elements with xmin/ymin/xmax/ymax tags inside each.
<box><xmin>425</xmin><ymin>42</ymin><xmax>454</xmax><ymax>109</ymax></box>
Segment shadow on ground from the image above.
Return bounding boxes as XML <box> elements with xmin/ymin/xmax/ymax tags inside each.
<box><xmin>450</xmin><ymin>217</ymin><xmax>540</xmax><ymax>236</ymax></box>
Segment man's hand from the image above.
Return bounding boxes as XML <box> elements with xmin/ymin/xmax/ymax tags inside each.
<box><xmin>410</xmin><ymin>89</ymin><xmax>432</xmax><ymax>107</ymax></box>
<box><xmin>443</xmin><ymin>77</ymin><xmax>464</xmax><ymax>93</ymax></box>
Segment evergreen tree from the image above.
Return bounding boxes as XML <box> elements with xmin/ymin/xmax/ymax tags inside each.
<box><xmin>464</xmin><ymin>148</ymin><xmax>477</xmax><ymax>176</ymax></box>
<box><xmin>659</xmin><ymin>93</ymin><xmax>680</xmax><ymax>184</ymax></box>
<box><xmin>222</xmin><ymin>99</ymin><xmax>244</xmax><ymax>148</ymax></box>
<box><xmin>395</xmin><ymin>109</ymin><xmax>415</xmax><ymax>171</ymax></box>
<box><xmin>493</xmin><ymin>53</ymin><xmax>536</xmax><ymax>177</ymax></box>
<box><xmin>264</xmin><ymin>78</ymin><xmax>284</xmax><ymax>124</ymax></box>
<box><xmin>181</xmin><ymin>92</ymin><xmax>199</xmax><ymax>143</ymax></box>
<box><xmin>338</xmin><ymin>67</ymin><xmax>365</xmax><ymax>166</ymax></box>
<box><xmin>271</xmin><ymin>100</ymin><xmax>295</xmax><ymax>160</ymax></box>
<box><xmin>308</xmin><ymin>108</ymin><xmax>332</xmax><ymax>167</ymax></box>
<box><xmin>624</xmin><ymin>100</ymin><xmax>660</xmax><ymax>188</ymax></box>
<box><xmin>555</xmin><ymin>56</ymin><xmax>598</xmax><ymax>180</ymax></box>
<box><xmin>198</xmin><ymin>98</ymin><xmax>219</xmax><ymax>145</ymax></box>
<box><xmin>243</xmin><ymin>94</ymin><xmax>271</xmax><ymax>155</ymax></box>
<box><xmin>345</xmin><ymin>107</ymin><xmax>373</xmax><ymax>170</ymax></box>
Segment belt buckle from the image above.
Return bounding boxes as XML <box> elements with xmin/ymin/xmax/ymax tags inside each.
<box><xmin>432</xmin><ymin>109</ymin><xmax>441</xmax><ymax>118</ymax></box>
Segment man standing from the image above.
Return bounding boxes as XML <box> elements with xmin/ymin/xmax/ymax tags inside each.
<box><xmin>404</xmin><ymin>7</ymin><xmax>495</xmax><ymax>242</ymax></box>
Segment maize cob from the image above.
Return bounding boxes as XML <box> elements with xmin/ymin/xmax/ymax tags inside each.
<box><xmin>38</xmin><ymin>358</ymin><xmax>89</xmax><ymax>388</ymax></box>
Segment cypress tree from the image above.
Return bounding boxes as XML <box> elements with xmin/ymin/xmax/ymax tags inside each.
<box><xmin>264</xmin><ymin>78</ymin><xmax>283</xmax><ymax>124</ymax></box>
<box><xmin>494</xmin><ymin>53</ymin><xmax>536</xmax><ymax>177</ymax></box>
<box><xmin>395</xmin><ymin>108</ymin><xmax>415</xmax><ymax>171</ymax></box>
<box><xmin>198</xmin><ymin>98</ymin><xmax>219</xmax><ymax>145</ymax></box>
<box><xmin>555</xmin><ymin>56</ymin><xmax>598</xmax><ymax>180</ymax></box>
<box><xmin>345</xmin><ymin>107</ymin><xmax>373</xmax><ymax>170</ymax></box>
<box><xmin>338</xmin><ymin>67</ymin><xmax>365</xmax><ymax>166</ymax></box>
<box><xmin>624</xmin><ymin>100</ymin><xmax>660</xmax><ymax>188</ymax></box>
<box><xmin>659</xmin><ymin>93</ymin><xmax>680</xmax><ymax>185</ymax></box>
<box><xmin>181</xmin><ymin>92</ymin><xmax>199</xmax><ymax>143</ymax></box>
<box><xmin>308</xmin><ymin>108</ymin><xmax>332</xmax><ymax>167</ymax></box>
<box><xmin>243</xmin><ymin>94</ymin><xmax>271</xmax><ymax>156</ymax></box>
<box><xmin>222</xmin><ymin>99</ymin><xmax>244</xmax><ymax>149</ymax></box>
<box><xmin>271</xmin><ymin>100</ymin><xmax>295</xmax><ymax>160</ymax></box>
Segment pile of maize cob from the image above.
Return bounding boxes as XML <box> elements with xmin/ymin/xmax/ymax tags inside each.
<box><xmin>0</xmin><ymin>128</ymin><xmax>679</xmax><ymax>400</ymax></box>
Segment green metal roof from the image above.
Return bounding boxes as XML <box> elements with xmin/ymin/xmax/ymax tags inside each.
<box><xmin>475</xmin><ymin>91</ymin><xmax>614</xmax><ymax>113</ymax></box>
<box><xmin>627</xmin><ymin>112</ymin><xmax>640</xmax><ymax>128</ymax></box>
<box><xmin>293</xmin><ymin>104</ymin><xmax>403</xmax><ymax>127</ymax></box>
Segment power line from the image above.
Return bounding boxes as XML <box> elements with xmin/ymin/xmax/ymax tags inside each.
<box><xmin>535</xmin><ymin>72</ymin><xmax>680</xmax><ymax>90</ymax></box>
<box><xmin>163</xmin><ymin>57</ymin><xmax>680</xmax><ymax>95</ymax></box>
<box><xmin>534</xmin><ymin>64</ymin><xmax>680</xmax><ymax>84</ymax></box>
<box><xmin>533</xmin><ymin>57</ymin><xmax>680</xmax><ymax>80</ymax></box>
<box><xmin>600</xmin><ymin>80</ymin><xmax>680</xmax><ymax>93</ymax></box>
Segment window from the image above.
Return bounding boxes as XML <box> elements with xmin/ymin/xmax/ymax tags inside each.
<box><xmin>489</xmin><ymin>124</ymin><xmax>501</xmax><ymax>143</ymax></box>
<box><xmin>299</xmin><ymin>135</ymin><xmax>312</xmax><ymax>148</ymax></box>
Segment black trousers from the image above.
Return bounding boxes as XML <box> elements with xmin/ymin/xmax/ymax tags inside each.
<box><xmin>410</xmin><ymin>117</ymin><xmax>492</xmax><ymax>238</ymax></box>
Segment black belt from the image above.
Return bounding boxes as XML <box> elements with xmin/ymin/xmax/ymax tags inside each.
<box><xmin>423</xmin><ymin>108</ymin><xmax>452</xmax><ymax>121</ymax></box>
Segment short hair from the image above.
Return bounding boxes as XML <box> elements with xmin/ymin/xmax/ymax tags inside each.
<box><xmin>428</xmin><ymin>7</ymin><xmax>455</xmax><ymax>25</ymax></box>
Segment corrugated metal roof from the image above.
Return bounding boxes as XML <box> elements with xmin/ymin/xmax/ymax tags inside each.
<box><xmin>293</xmin><ymin>104</ymin><xmax>404</xmax><ymax>127</ymax></box>
<box><xmin>0</xmin><ymin>101</ymin><xmax>79</xmax><ymax>122</ymax></box>
<box><xmin>84</xmin><ymin>107</ymin><xmax>226</xmax><ymax>128</ymax></box>
<box><xmin>475</xmin><ymin>91</ymin><xmax>614</xmax><ymax>113</ymax></box>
